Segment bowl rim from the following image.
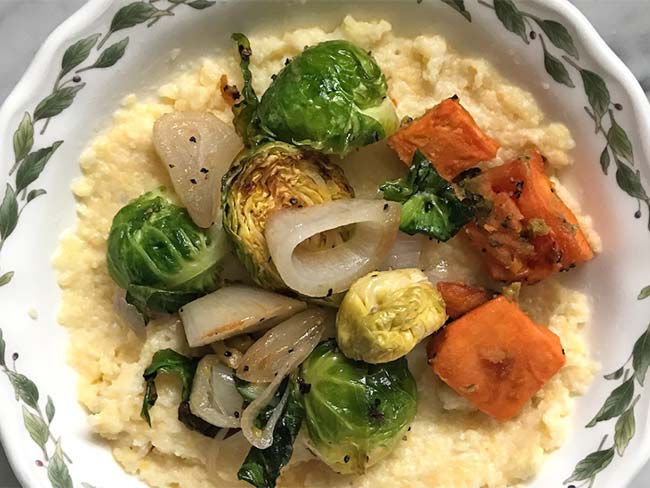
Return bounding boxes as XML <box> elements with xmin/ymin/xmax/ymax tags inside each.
<box><xmin>0</xmin><ymin>0</ymin><xmax>649</xmax><ymax>487</ymax></box>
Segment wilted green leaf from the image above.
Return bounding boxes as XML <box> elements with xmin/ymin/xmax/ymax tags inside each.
<box><xmin>87</xmin><ymin>38</ymin><xmax>129</xmax><ymax>70</ymax></box>
<box><xmin>22</xmin><ymin>406</ymin><xmax>49</xmax><ymax>448</ymax></box>
<box><xmin>639</xmin><ymin>285</ymin><xmax>650</xmax><ymax>300</ymax></box>
<box><xmin>493</xmin><ymin>0</ymin><xmax>528</xmax><ymax>44</ymax></box>
<box><xmin>542</xmin><ymin>42</ymin><xmax>574</xmax><ymax>87</ymax></box>
<box><xmin>600</xmin><ymin>146</ymin><xmax>611</xmax><ymax>175</ymax></box>
<box><xmin>46</xmin><ymin>396</ymin><xmax>56</xmax><ymax>423</ymax></box>
<box><xmin>33</xmin><ymin>85</ymin><xmax>85</xmax><ymax>122</ymax></box>
<box><xmin>48</xmin><ymin>447</ymin><xmax>73</xmax><ymax>488</ymax></box>
<box><xmin>632</xmin><ymin>324</ymin><xmax>650</xmax><ymax>386</ymax></box>
<box><xmin>441</xmin><ymin>0</ymin><xmax>471</xmax><ymax>21</ymax></box>
<box><xmin>0</xmin><ymin>183</ymin><xmax>18</xmax><ymax>240</ymax></box>
<box><xmin>614</xmin><ymin>400</ymin><xmax>637</xmax><ymax>456</ymax></box>
<box><xmin>12</xmin><ymin>112</ymin><xmax>33</xmax><ymax>164</ymax></box>
<box><xmin>0</xmin><ymin>271</ymin><xmax>14</xmax><ymax>287</ymax></box>
<box><xmin>580</xmin><ymin>69</ymin><xmax>610</xmax><ymax>130</ymax></box>
<box><xmin>534</xmin><ymin>19</ymin><xmax>579</xmax><ymax>58</ymax></box>
<box><xmin>16</xmin><ymin>141</ymin><xmax>63</xmax><ymax>193</ymax></box>
<box><xmin>61</xmin><ymin>33</ymin><xmax>101</xmax><ymax>77</ymax></box>
<box><xmin>7</xmin><ymin>371</ymin><xmax>40</xmax><ymax>409</ymax></box>
<box><xmin>586</xmin><ymin>376</ymin><xmax>634</xmax><ymax>427</ymax></box>
<box><xmin>603</xmin><ymin>366</ymin><xmax>624</xmax><ymax>381</ymax></box>
<box><xmin>615</xmin><ymin>162</ymin><xmax>647</xmax><ymax>201</ymax></box>
<box><xmin>564</xmin><ymin>446</ymin><xmax>615</xmax><ymax>483</ymax></box>
<box><xmin>607</xmin><ymin>117</ymin><xmax>634</xmax><ymax>162</ymax></box>
<box><xmin>26</xmin><ymin>189</ymin><xmax>47</xmax><ymax>203</ymax></box>
<box><xmin>188</xmin><ymin>0</ymin><xmax>216</xmax><ymax>9</ymax></box>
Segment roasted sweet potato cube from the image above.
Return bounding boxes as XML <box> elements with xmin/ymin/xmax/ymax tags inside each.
<box><xmin>464</xmin><ymin>149</ymin><xmax>594</xmax><ymax>283</ymax></box>
<box><xmin>388</xmin><ymin>97</ymin><xmax>500</xmax><ymax>181</ymax></box>
<box><xmin>427</xmin><ymin>296</ymin><xmax>566</xmax><ymax>421</ymax></box>
<box><xmin>436</xmin><ymin>281</ymin><xmax>493</xmax><ymax>319</ymax></box>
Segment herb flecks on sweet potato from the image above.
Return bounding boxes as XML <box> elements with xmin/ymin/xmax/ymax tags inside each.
<box><xmin>463</xmin><ymin>149</ymin><xmax>593</xmax><ymax>283</ymax></box>
<box><xmin>427</xmin><ymin>296</ymin><xmax>566</xmax><ymax>421</ymax></box>
<box><xmin>436</xmin><ymin>281</ymin><xmax>493</xmax><ymax>319</ymax></box>
<box><xmin>387</xmin><ymin>97</ymin><xmax>500</xmax><ymax>181</ymax></box>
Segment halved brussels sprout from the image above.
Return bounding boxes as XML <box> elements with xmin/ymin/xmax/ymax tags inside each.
<box><xmin>221</xmin><ymin>142</ymin><xmax>354</xmax><ymax>290</ymax></box>
<box><xmin>336</xmin><ymin>268</ymin><xmax>447</xmax><ymax>363</ymax></box>
<box><xmin>107</xmin><ymin>191</ymin><xmax>228</xmax><ymax>315</ymax></box>
<box><xmin>294</xmin><ymin>339</ymin><xmax>417</xmax><ymax>474</ymax></box>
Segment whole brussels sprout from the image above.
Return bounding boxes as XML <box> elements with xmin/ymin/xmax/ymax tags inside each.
<box><xmin>337</xmin><ymin>268</ymin><xmax>446</xmax><ymax>363</ymax></box>
<box><xmin>294</xmin><ymin>339</ymin><xmax>417</xmax><ymax>474</ymax></box>
<box><xmin>107</xmin><ymin>191</ymin><xmax>227</xmax><ymax>315</ymax></box>
<box><xmin>221</xmin><ymin>142</ymin><xmax>354</xmax><ymax>290</ymax></box>
<box><xmin>232</xmin><ymin>34</ymin><xmax>399</xmax><ymax>155</ymax></box>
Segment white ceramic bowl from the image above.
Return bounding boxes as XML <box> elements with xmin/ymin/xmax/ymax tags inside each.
<box><xmin>1</xmin><ymin>1</ymin><xmax>649</xmax><ymax>487</ymax></box>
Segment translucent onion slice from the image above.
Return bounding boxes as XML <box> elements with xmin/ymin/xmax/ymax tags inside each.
<box><xmin>153</xmin><ymin>111</ymin><xmax>243</xmax><ymax>228</ymax></box>
<box><xmin>237</xmin><ymin>308</ymin><xmax>328</xmax><ymax>383</ymax></box>
<box><xmin>381</xmin><ymin>232</ymin><xmax>426</xmax><ymax>271</ymax></box>
<box><xmin>265</xmin><ymin>199</ymin><xmax>401</xmax><ymax>297</ymax></box>
<box><xmin>180</xmin><ymin>285</ymin><xmax>306</xmax><ymax>347</ymax></box>
<box><xmin>189</xmin><ymin>356</ymin><xmax>243</xmax><ymax>428</ymax></box>
<box><xmin>113</xmin><ymin>290</ymin><xmax>146</xmax><ymax>338</ymax></box>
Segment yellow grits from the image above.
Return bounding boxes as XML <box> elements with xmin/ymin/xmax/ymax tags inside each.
<box><xmin>54</xmin><ymin>16</ymin><xmax>595</xmax><ymax>488</ymax></box>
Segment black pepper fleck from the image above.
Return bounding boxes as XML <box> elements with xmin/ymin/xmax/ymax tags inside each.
<box><xmin>189</xmin><ymin>136</ymin><xmax>197</xmax><ymax>143</ymax></box>
<box><xmin>451</xmin><ymin>94</ymin><xmax>459</xmax><ymax>101</ymax></box>
<box><xmin>344</xmin><ymin>455</ymin><xmax>350</xmax><ymax>463</ymax></box>
<box><xmin>190</xmin><ymin>178</ymin><xmax>197</xmax><ymax>185</ymax></box>
<box><xmin>168</xmin><ymin>164</ymin><xmax>175</xmax><ymax>168</ymax></box>
<box><xmin>243</xmin><ymin>365</ymin><xmax>249</xmax><ymax>372</ymax></box>
<box><xmin>200</xmin><ymin>167</ymin><xmax>209</xmax><ymax>174</ymax></box>
<box><xmin>289</xmin><ymin>197</ymin><xmax>298</xmax><ymax>205</ymax></box>
<box><xmin>288</xmin><ymin>348</ymin><xmax>294</xmax><ymax>353</ymax></box>
<box><xmin>298</xmin><ymin>377</ymin><xmax>311</xmax><ymax>394</ymax></box>
<box><xmin>224</xmin><ymin>351</ymin><xmax>232</xmax><ymax>357</ymax></box>
<box><xmin>234</xmin><ymin>411</ymin><xmax>240</xmax><ymax>419</ymax></box>
<box><xmin>327</xmin><ymin>288</ymin><xmax>333</xmax><ymax>297</ymax></box>
<box><xmin>383</xmin><ymin>203</ymin><xmax>389</xmax><ymax>210</ymax></box>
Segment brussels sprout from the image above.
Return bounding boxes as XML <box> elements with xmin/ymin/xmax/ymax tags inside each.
<box><xmin>231</xmin><ymin>34</ymin><xmax>398</xmax><ymax>155</ymax></box>
<box><xmin>221</xmin><ymin>142</ymin><xmax>354</xmax><ymax>290</ymax></box>
<box><xmin>336</xmin><ymin>269</ymin><xmax>446</xmax><ymax>363</ymax></box>
<box><xmin>107</xmin><ymin>191</ymin><xmax>228</xmax><ymax>315</ymax></box>
<box><xmin>294</xmin><ymin>339</ymin><xmax>416</xmax><ymax>474</ymax></box>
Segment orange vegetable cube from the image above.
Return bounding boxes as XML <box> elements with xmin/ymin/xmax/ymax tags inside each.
<box><xmin>436</xmin><ymin>281</ymin><xmax>493</xmax><ymax>320</ymax></box>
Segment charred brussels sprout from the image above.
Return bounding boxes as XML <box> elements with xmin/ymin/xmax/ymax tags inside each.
<box><xmin>232</xmin><ymin>34</ymin><xmax>399</xmax><ymax>155</ymax></box>
<box><xmin>221</xmin><ymin>142</ymin><xmax>354</xmax><ymax>290</ymax></box>
<box><xmin>107</xmin><ymin>191</ymin><xmax>227</xmax><ymax>315</ymax></box>
<box><xmin>294</xmin><ymin>340</ymin><xmax>417</xmax><ymax>474</ymax></box>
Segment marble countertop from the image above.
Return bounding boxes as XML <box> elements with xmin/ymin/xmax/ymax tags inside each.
<box><xmin>0</xmin><ymin>1</ymin><xmax>648</xmax><ymax>487</ymax></box>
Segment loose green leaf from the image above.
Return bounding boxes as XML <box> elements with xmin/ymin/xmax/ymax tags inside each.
<box><xmin>141</xmin><ymin>349</ymin><xmax>198</xmax><ymax>426</ymax></box>
<box><xmin>586</xmin><ymin>376</ymin><xmax>634</xmax><ymax>427</ymax></box>
<box><xmin>0</xmin><ymin>271</ymin><xmax>14</xmax><ymax>287</ymax></box>
<box><xmin>48</xmin><ymin>447</ymin><xmax>73</xmax><ymax>488</ymax></box>
<box><xmin>580</xmin><ymin>69</ymin><xmax>610</xmax><ymax>130</ymax></box>
<box><xmin>60</xmin><ymin>33</ymin><xmax>101</xmax><ymax>77</ymax></box>
<box><xmin>188</xmin><ymin>0</ymin><xmax>216</xmax><ymax>9</ymax></box>
<box><xmin>109</xmin><ymin>2</ymin><xmax>158</xmax><ymax>34</ymax></box>
<box><xmin>0</xmin><ymin>184</ymin><xmax>18</xmax><ymax>240</ymax></box>
<box><xmin>603</xmin><ymin>366</ymin><xmax>625</xmax><ymax>381</ymax></box>
<box><xmin>231</xmin><ymin>33</ymin><xmax>262</xmax><ymax>146</ymax></box>
<box><xmin>533</xmin><ymin>19</ymin><xmax>579</xmax><ymax>58</ymax></box>
<box><xmin>88</xmin><ymin>38</ymin><xmax>129</xmax><ymax>70</ymax></box>
<box><xmin>22</xmin><ymin>406</ymin><xmax>49</xmax><ymax>448</ymax></box>
<box><xmin>493</xmin><ymin>0</ymin><xmax>528</xmax><ymax>44</ymax></box>
<box><xmin>615</xmin><ymin>162</ymin><xmax>647</xmax><ymax>201</ymax></box>
<box><xmin>607</xmin><ymin>117</ymin><xmax>634</xmax><ymax>162</ymax></box>
<box><xmin>614</xmin><ymin>400</ymin><xmax>637</xmax><ymax>456</ymax></box>
<box><xmin>564</xmin><ymin>446</ymin><xmax>615</xmax><ymax>483</ymax></box>
<box><xmin>13</xmin><ymin>112</ymin><xmax>34</xmax><ymax>164</ymax></box>
<box><xmin>542</xmin><ymin>41</ymin><xmax>574</xmax><ymax>88</ymax></box>
<box><xmin>33</xmin><ymin>85</ymin><xmax>86</xmax><ymax>122</ymax></box>
<box><xmin>632</xmin><ymin>324</ymin><xmax>650</xmax><ymax>386</ymax></box>
<box><xmin>16</xmin><ymin>142</ymin><xmax>63</xmax><ymax>193</ymax></box>
<box><xmin>0</xmin><ymin>329</ymin><xmax>6</xmax><ymax>367</ymax></box>
<box><xmin>600</xmin><ymin>146</ymin><xmax>611</xmax><ymax>175</ymax></box>
<box><xmin>26</xmin><ymin>189</ymin><xmax>47</xmax><ymax>203</ymax></box>
<box><xmin>7</xmin><ymin>371</ymin><xmax>40</xmax><ymax>409</ymax></box>
<box><xmin>638</xmin><ymin>285</ymin><xmax>650</xmax><ymax>300</ymax></box>
<box><xmin>441</xmin><ymin>0</ymin><xmax>471</xmax><ymax>21</ymax></box>
<box><xmin>46</xmin><ymin>396</ymin><xmax>56</xmax><ymax>423</ymax></box>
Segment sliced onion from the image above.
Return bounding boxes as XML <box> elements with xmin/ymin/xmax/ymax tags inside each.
<box><xmin>237</xmin><ymin>308</ymin><xmax>328</xmax><ymax>383</ymax></box>
<box><xmin>189</xmin><ymin>356</ymin><xmax>243</xmax><ymax>428</ymax></box>
<box><xmin>153</xmin><ymin>111</ymin><xmax>243</xmax><ymax>228</ymax></box>
<box><xmin>180</xmin><ymin>285</ymin><xmax>306</xmax><ymax>347</ymax></box>
<box><xmin>113</xmin><ymin>290</ymin><xmax>146</xmax><ymax>338</ymax></box>
<box><xmin>265</xmin><ymin>199</ymin><xmax>401</xmax><ymax>297</ymax></box>
<box><xmin>381</xmin><ymin>232</ymin><xmax>426</xmax><ymax>270</ymax></box>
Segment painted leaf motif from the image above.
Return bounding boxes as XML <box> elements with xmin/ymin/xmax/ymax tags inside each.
<box><xmin>493</xmin><ymin>0</ymin><xmax>528</xmax><ymax>44</ymax></box>
<box><xmin>632</xmin><ymin>324</ymin><xmax>650</xmax><ymax>386</ymax></box>
<box><xmin>600</xmin><ymin>146</ymin><xmax>610</xmax><ymax>175</ymax></box>
<box><xmin>615</xmin><ymin>162</ymin><xmax>647</xmax><ymax>201</ymax></box>
<box><xmin>580</xmin><ymin>69</ymin><xmax>610</xmax><ymax>129</ymax></box>
<box><xmin>586</xmin><ymin>376</ymin><xmax>634</xmax><ymax>427</ymax></box>
<box><xmin>639</xmin><ymin>285</ymin><xmax>650</xmax><ymax>300</ymax></box>
<box><xmin>534</xmin><ymin>19</ymin><xmax>579</xmax><ymax>58</ymax></box>
<box><xmin>564</xmin><ymin>447</ymin><xmax>615</xmax><ymax>483</ymax></box>
<box><xmin>46</xmin><ymin>396</ymin><xmax>56</xmax><ymax>423</ymax></box>
<box><xmin>13</xmin><ymin>112</ymin><xmax>34</xmax><ymax>164</ymax></box>
<box><xmin>542</xmin><ymin>44</ymin><xmax>574</xmax><ymax>87</ymax></box>
<box><xmin>440</xmin><ymin>0</ymin><xmax>471</xmax><ymax>21</ymax></box>
<box><xmin>89</xmin><ymin>38</ymin><xmax>129</xmax><ymax>69</ymax></box>
<box><xmin>607</xmin><ymin>117</ymin><xmax>634</xmax><ymax>162</ymax></box>
<box><xmin>26</xmin><ymin>189</ymin><xmax>47</xmax><ymax>203</ymax></box>
<box><xmin>48</xmin><ymin>449</ymin><xmax>73</xmax><ymax>488</ymax></box>
<box><xmin>614</xmin><ymin>401</ymin><xmax>636</xmax><ymax>456</ymax></box>
<box><xmin>22</xmin><ymin>406</ymin><xmax>49</xmax><ymax>448</ymax></box>
<box><xmin>0</xmin><ymin>329</ymin><xmax>5</xmax><ymax>367</ymax></box>
<box><xmin>61</xmin><ymin>33</ymin><xmax>101</xmax><ymax>77</ymax></box>
<box><xmin>188</xmin><ymin>0</ymin><xmax>217</xmax><ymax>9</ymax></box>
<box><xmin>7</xmin><ymin>371</ymin><xmax>40</xmax><ymax>409</ymax></box>
<box><xmin>81</xmin><ymin>484</ymin><xmax>97</xmax><ymax>488</ymax></box>
<box><xmin>603</xmin><ymin>366</ymin><xmax>625</xmax><ymax>381</ymax></box>
<box><xmin>0</xmin><ymin>272</ymin><xmax>14</xmax><ymax>287</ymax></box>
<box><xmin>109</xmin><ymin>2</ymin><xmax>158</xmax><ymax>32</ymax></box>
<box><xmin>0</xmin><ymin>183</ymin><xmax>19</xmax><ymax>240</ymax></box>
<box><xmin>33</xmin><ymin>84</ymin><xmax>86</xmax><ymax>122</ymax></box>
<box><xmin>16</xmin><ymin>141</ymin><xmax>64</xmax><ymax>193</ymax></box>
